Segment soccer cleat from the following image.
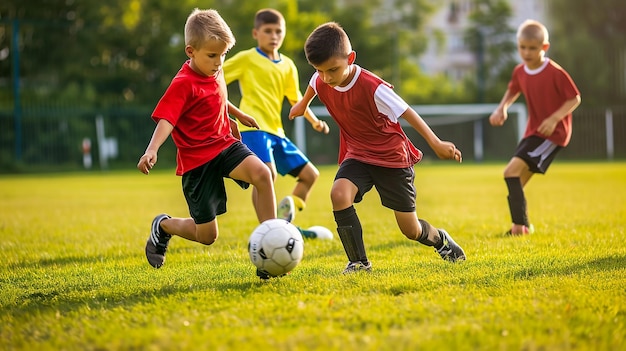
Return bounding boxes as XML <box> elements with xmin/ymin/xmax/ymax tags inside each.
<box><xmin>436</xmin><ymin>229</ymin><xmax>466</xmax><ymax>262</ymax></box>
<box><xmin>342</xmin><ymin>261</ymin><xmax>372</xmax><ymax>274</ymax></box>
<box><xmin>277</xmin><ymin>196</ymin><xmax>296</xmax><ymax>222</ymax></box>
<box><xmin>256</xmin><ymin>268</ymin><xmax>288</xmax><ymax>280</ymax></box>
<box><xmin>256</xmin><ymin>268</ymin><xmax>271</xmax><ymax>280</ymax></box>
<box><xmin>506</xmin><ymin>224</ymin><xmax>535</xmax><ymax>236</ymax></box>
<box><xmin>297</xmin><ymin>226</ymin><xmax>318</xmax><ymax>239</ymax></box>
<box><xmin>145</xmin><ymin>214</ymin><xmax>172</xmax><ymax>268</ymax></box>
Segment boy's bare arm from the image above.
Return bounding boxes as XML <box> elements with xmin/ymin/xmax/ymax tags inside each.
<box><xmin>288</xmin><ymin>99</ymin><xmax>329</xmax><ymax>134</ymax></box>
<box><xmin>138</xmin><ymin>119</ymin><xmax>174</xmax><ymax>174</ymax></box>
<box><xmin>227</xmin><ymin>101</ymin><xmax>259</xmax><ymax>129</ymax></box>
<box><xmin>289</xmin><ymin>86</ymin><xmax>317</xmax><ymax>121</ymax></box>
<box><xmin>538</xmin><ymin>95</ymin><xmax>581</xmax><ymax>136</ymax></box>
<box><xmin>402</xmin><ymin>108</ymin><xmax>462</xmax><ymax>162</ymax></box>
<box><xmin>489</xmin><ymin>89</ymin><xmax>521</xmax><ymax>126</ymax></box>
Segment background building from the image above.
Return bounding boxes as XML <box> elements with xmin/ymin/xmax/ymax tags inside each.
<box><xmin>420</xmin><ymin>0</ymin><xmax>547</xmax><ymax>82</ymax></box>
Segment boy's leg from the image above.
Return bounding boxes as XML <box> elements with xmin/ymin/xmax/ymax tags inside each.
<box><xmin>395</xmin><ymin>211</ymin><xmax>466</xmax><ymax>262</ymax></box>
<box><xmin>503</xmin><ymin>157</ymin><xmax>533</xmax><ymax>233</ymax></box>
<box><xmin>334</xmin><ymin>206</ymin><xmax>370</xmax><ymax>273</ymax></box>
<box><xmin>146</xmin><ymin>216</ymin><xmax>219</xmax><ymax>268</ymax></box>
<box><xmin>230</xmin><ymin>155</ymin><xmax>276</xmax><ymax>223</ymax></box>
<box><xmin>278</xmin><ymin>163</ymin><xmax>319</xmax><ymax>222</ymax></box>
<box><xmin>292</xmin><ymin>162</ymin><xmax>319</xmax><ymax>210</ymax></box>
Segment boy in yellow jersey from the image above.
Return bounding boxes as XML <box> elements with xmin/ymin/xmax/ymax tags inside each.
<box><xmin>223</xmin><ymin>8</ymin><xmax>329</xmax><ymax>226</ymax></box>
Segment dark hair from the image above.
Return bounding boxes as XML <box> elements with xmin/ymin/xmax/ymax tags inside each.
<box><xmin>254</xmin><ymin>8</ymin><xmax>284</xmax><ymax>29</ymax></box>
<box><xmin>304</xmin><ymin>22</ymin><xmax>351</xmax><ymax>66</ymax></box>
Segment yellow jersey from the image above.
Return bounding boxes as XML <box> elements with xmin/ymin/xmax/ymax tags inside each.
<box><xmin>223</xmin><ymin>48</ymin><xmax>303</xmax><ymax>138</ymax></box>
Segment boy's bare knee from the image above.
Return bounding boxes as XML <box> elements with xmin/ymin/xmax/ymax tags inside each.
<box><xmin>198</xmin><ymin>234</ymin><xmax>217</xmax><ymax>245</ymax></box>
<box><xmin>402</xmin><ymin>230</ymin><xmax>419</xmax><ymax>241</ymax></box>
<box><xmin>199</xmin><ymin>236</ymin><xmax>217</xmax><ymax>245</ymax></box>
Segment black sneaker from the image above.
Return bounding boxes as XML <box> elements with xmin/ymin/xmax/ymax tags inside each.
<box><xmin>256</xmin><ymin>268</ymin><xmax>271</xmax><ymax>280</ymax></box>
<box><xmin>436</xmin><ymin>229</ymin><xmax>466</xmax><ymax>262</ymax></box>
<box><xmin>256</xmin><ymin>268</ymin><xmax>288</xmax><ymax>280</ymax></box>
<box><xmin>342</xmin><ymin>261</ymin><xmax>372</xmax><ymax>274</ymax></box>
<box><xmin>145</xmin><ymin>214</ymin><xmax>172</xmax><ymax>268</ymax></box>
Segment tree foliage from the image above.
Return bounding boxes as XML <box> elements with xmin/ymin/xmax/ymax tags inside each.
<box><xmin>463</xmin><ymin>0</ymin><xmax>517</xmax><ymax>103</ymax></box>
<box><xmin>547</xmin><ymin>0</ymin><xmax>626</xmax><ymax>106</ymax></box>
<box><xmin>1</xmin><ymin>0</ymin><xmax>450</xmax><ymax>107</ymax></box>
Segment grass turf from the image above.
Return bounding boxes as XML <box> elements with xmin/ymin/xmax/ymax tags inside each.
<box><xmin>1</xmin><ymin>162</ymin><xmax>624</xmax><ymax>350</ymax></box>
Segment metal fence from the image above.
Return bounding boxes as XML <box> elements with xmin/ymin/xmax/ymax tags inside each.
<box><xmin>0</xmin><ymin>102</ymin><xmax>624</xmax><ymax>173</ymax></box>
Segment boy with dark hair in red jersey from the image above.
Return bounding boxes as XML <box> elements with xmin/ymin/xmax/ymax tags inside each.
<box><xmin>137</xmin><ymin>8</ymin><xmax>277</xmax><ymax>270</ymax></box>
<box><xmin>489</xmin><ymin>19</ymin><xmax>581</xmax><ymax>236</ymax></box>
<box><xmin>289</xmin><ymin>22</ymin><xmax>466</xmax><ymax>274</ymax></box>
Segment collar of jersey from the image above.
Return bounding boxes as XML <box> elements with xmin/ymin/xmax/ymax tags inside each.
<box><xmin>524</xmin><ymin>58</ymin><xmax>550</xmax><ymax>75</ymax></box>
<box><xmin>333</xmin><ymin>65</ymin><xmax>361</xmax><ymax>92</ymax></box>
<box><xmin>256</xmin><ymin>47</ymin><xmax>282</xmax><ymax>63</ymax></box>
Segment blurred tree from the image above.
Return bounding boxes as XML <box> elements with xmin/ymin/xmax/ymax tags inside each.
<box><xmin>547</xmin><ymin>0</ymin><xmax>626</xmax><ymax>106</ymax></box>
<box><xmin>463</xmin><ymin>0</ymin><xmax>517</xmax><ymax>103</ymax></box>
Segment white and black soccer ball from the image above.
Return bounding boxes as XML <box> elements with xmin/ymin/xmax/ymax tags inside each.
<box><xmin>248</xmin><ymin>219</ymin><xmax>304</xmax><ymax>277</ymax></box>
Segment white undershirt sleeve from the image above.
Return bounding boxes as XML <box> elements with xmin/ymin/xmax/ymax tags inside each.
<box><xmin>374</xmin><ymin>84</ymin><xmax>409</xmax><ymax>123</ymax></box>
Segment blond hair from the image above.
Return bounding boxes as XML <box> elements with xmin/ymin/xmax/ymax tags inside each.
<box><xmin>184</xmin><ymin>8</ymin><xmax>236</xmax><ymax>50</ymax></box>
<box><xmin>517</xmin><ymin>19</ymin><xmax>549</xmax><ymax>44</ymax></box>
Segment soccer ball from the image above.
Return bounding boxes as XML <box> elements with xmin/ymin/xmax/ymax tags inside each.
<box><xmin>248</xmin><ymin>219</ymin><xmax>304</xmax><ymax>277</ymax></box>
<box><xmin>306</xmin><ymin>225</ymin><xmax>334</xmax><ymax>240</ymax></box>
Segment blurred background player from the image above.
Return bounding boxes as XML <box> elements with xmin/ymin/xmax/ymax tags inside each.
<box><xmin>223</xmin><ymin>8</ymin><xmax>329</xmax><ymax>225</ymax></box>
<box><xmin>489</xmin><ymin>19</ymin><xmax>580</xmax><ymax>236</ymax></box>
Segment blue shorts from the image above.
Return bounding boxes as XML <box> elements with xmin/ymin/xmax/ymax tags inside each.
<box><xmin>241</xmin><ymin>130</ymin><xmax>309</xmax><ymax>176</ymax></box>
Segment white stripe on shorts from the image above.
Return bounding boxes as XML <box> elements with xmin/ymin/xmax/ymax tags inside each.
<box><xmin>527</xmin><ymin>139</ymin><xmax>557</xmax><ymax>169</ymax></box>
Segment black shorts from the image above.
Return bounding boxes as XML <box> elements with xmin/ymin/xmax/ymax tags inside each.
<box><xmin>181</xmin><ymin>142</ymin><xmax>255</xmax><ymax>224</ymax></box>
<box><xmin>335</xmin><ymin>158</ymin><xmax>416</xmax><ymax>212</ymax></box>
<box><xmin>514</xmin><ymin>135</ymin><xmax>562</xmax><ymax>174</ymax></box>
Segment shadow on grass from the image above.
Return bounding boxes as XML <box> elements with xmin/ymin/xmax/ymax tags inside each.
<box><xmin>5</xmin><ymin>253</ymin><xmax>136</xmax><ymax>270</ymax></box>
<box><xmin>2</xmin><ymin>264</ymin><xmax>260</xmax><ymax>317</ymax></box>
<box><xmin>512</xmin><ymin>254</ymin><xmax>626</xmax><ymax>280</ymax></box>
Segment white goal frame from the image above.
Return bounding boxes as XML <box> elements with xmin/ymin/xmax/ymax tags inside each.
<box><xmin>294</xmin><ymin>103</ymin><xmax>527</xmax><ymax>161</ymax></box>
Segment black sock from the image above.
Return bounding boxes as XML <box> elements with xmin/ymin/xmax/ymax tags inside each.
<box><xmin>333</xmin><ymin>206</ymin><xmax>367</xmax><ymax>264</ymax></box>
<box><xmin>417</xmin><ymin>219</ymin><xmax>442</xmax><ymax>248</ymax></box>
<box><xmin>505</xmin><ymin>177</ymin><xmax>529</xmax><ymax>226</ymax></box>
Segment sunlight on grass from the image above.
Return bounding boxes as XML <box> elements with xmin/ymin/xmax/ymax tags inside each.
<box><xmin>1</xmin><ymin>162</ymin><xmax>625</xmax><ymax>350</ymax></box>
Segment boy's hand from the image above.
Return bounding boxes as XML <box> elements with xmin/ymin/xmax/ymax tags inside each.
<box><xmin>313</xmin><ymin>120</ymin><xmax>330</xmax><ymax>134</ymax></box>
<box><xmin>537</xmin><ymin>116</ymin><xmax>558</xmax><ymax>136</ymax></box>
<box><xmin>288</xmin><ymin>102</ymin><xmax>306</xmax><ymax>120</ymax></box>
<box><xmin>236</xmin><ymin>114</ymin><xmax>259</xmax><ymax>129</ymax></box>
<box><xmin>433</xmin><ymin>141</ymin><xmax>462</xmax><ymax>163</ymax></box>
<box><xmin>137</xmin><ymin>151</ymin><xmax>157</xmax><ymax>174</ymax></box>
<box><xmin>489</xmin><ymin>109</ymin><xmax>507</xmax><ymax>126</ymax></box>
<box><xmin>229</xmin><ymin>119</ymin><xmax>241</xmax><ymax>140</ymax></box>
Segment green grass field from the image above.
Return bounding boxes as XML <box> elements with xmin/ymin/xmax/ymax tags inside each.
<box><xmin>1</xmin><ymin>162</ymin><xmax>625</xmax><ymax>350</ymax></box>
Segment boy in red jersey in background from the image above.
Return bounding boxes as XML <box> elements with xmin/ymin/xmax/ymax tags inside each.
<box><xmin>223</xmin><ymin>9</ymin><xmax>329</xmax><ymax>225</ymax></box>
<box><xmin>489</xmin><ymin>19</ymin><xmax>581</xmax><ymax>236</ymax></box>
<box><xmin>290</xmin><ymin>22</ymin><xmax>466</xmax><ymax>274</ymax></box>
<box><xmin>137</xmin><ymin>9</ymin><xmax>276</xmax><ymax>270</ymax></box>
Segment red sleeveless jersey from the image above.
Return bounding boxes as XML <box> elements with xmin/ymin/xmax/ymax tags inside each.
<box><xmin>312</xmin><ymin>66</ymin><xmax>422</xmax><ymax>168</ymax></box>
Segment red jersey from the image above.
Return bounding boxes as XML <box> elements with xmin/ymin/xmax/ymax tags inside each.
<box><xmin>311</xmin><ymin>65</ymin><xmax>422</xmax><ymax>168</ymax></box>
<box><xmin>152</xmin><ymin>61</ymin><xmax>238</xmax><ymax>175</ymax></box>
<box><xmin>508</xmin><ymin>59</ymin><xmax>580</xmax><ymax>146</ymax></box>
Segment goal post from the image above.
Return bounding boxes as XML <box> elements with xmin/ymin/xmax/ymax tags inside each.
<box><xmin>294</xmin><ymin>103</ymin><xmax>527</xmax><ymax>162</ymax></box>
